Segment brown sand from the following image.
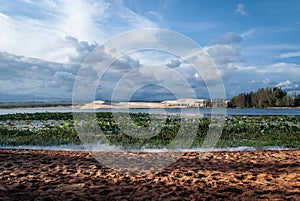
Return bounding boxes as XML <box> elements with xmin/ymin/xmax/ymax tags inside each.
<box><xmin>0</xmin><ymin>149</ymin><xmax>299</xmax><ymax>201</ymax></box>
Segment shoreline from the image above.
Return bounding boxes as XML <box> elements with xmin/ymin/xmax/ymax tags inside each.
<box><xmin>0</xmin><ymin>145</ymin><xmax>298</xmax><ymax>152</ymax></box>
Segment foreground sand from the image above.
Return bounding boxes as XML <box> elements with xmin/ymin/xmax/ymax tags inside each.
<box><xmin>0</xmin><ymin>149</ymin><xmax>299</xmax><ymax>200</ymax></box>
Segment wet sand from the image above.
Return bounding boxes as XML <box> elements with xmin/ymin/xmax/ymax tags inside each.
<box><xmin>0</xmin><ymin>149</ymin><xmax>299</xmax><ymax>200</ymax></box>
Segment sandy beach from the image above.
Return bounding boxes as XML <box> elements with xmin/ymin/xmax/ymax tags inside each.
<box><xmin>0</xmin><ymin>149</ymin><xmax>299</xmax><ymax>201</ymax></box>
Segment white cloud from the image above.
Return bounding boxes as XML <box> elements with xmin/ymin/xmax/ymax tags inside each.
<box><xmin>250</xmin><ymin>79</ymin><xmax>270</xmax><ymax>85</ymax></box>
<box><xmin>0</xmin><ymin>0</ymin><xmax>158</xmax><ymax>63</ymax></box>
<box><xmin>258</xmin><ymin>62</ymin><xmax>300</xmax><ymax>74</ymax></box>
<box><xmin>0</xmin><ymin>0</ymin><xmax>163</xmax><ymax>101</ymax></box>
<box><xmin>109</xmin><ymin>65</ymin><xmax>197</xmax><ymax>101</ymax></box>
<box><xmin>0</xmin><ymin>45</ymin><xmax>144</xmax><ymax>101</ymax></box>
<box><xmin>279</xmin><ymin>51</ymin><xmax>300</xmax><ymax>59</ymax></box>
<box><xmin>0</xmin><ymin>12</ymin><xmax>9</xmax><ymax>19</ymax></box>
<box><xmin>0</xmin><ymin>51</ymin><xmax>76</xmax><ymax>100</ymax></box>
<box><xmin>235</xmin><ymin>4</ymin><xmax>248</xmax><ymax>16</ymax></box>
<box><xmin>275</xmin><ymin>80</ymin><xmax>300</xmax><ymax>93</ymax></box>
<box><xmin>206</xmin><ymin>45</ymin><xmax>239</xmax><ymax>63</ymax></box>
<box><xmin>240</xmin><ymin>28</ymin><xmax>263</xmax><ymax>38</ymax></box>
<box><xmin>54</xmin><ymin>71</ymin><xmax>76</xmax><ymax>81</ymax></box>
<box><xmin>212</xmin><ymin>32</ymin><xmax>242</xmax><ymax>45</ymax></box>
<box><xmin>246</xmin><ymin>44</ymin><xmax>300</xmax><ymax>52</ymax></box>
<box><xmin>0</xmin><ymin>14</ymin><xmax>247</xmax><ymax>100</ymax></box>
<box><xmin>57</xmin><ymin>0</ymin><xmax>109</xmax><ymax>41</ymax></box>
<box><xmin>204</xmin><ymin>32</ymin><xmax>243</xmax><ymax>77</ymax></box>
<box><xmin>0</xmin><ymin>10</ymin><xmax>86</xmax><ymax>63</ymax></box>
<box><xmin>276</xmin><ymin>80</ymin><xmax>292</xmax><ymax>88</ymax></box>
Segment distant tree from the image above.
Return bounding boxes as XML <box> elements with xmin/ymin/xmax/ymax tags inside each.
<box><xmin>229</xmin><ymin>87</ymin><xmax>298</xmax><ymax>108</ymax></box>
<box><xmin>231</xmin><ymin>93</ymin><xmax>246</xmax><ymax>108</ymax></box>
<box><xmin>292</xmin><ymin>94</ymin><xmax>300</xmax><ymax>107</ymax></box>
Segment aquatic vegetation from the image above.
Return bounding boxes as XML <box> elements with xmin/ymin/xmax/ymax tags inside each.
<box><xmin>219</xmin><ymin>116</ymin><xmax>300</xmax><ymax>148</ymax></box>
<box><xmin>0</xmin><ymin>112</ymin><xmax>299</xmax><ymax>149</ymax></box>
<box><xmin>0</xmin><ymin>127</ymin><xmax>81</xmax><ymax>146</ymax></box>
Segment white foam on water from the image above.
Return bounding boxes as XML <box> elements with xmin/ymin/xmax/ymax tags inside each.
<box><xmin>0</xmin><ymin>144</ymin><xmax>88</xmax><ymax>152</ymax></box>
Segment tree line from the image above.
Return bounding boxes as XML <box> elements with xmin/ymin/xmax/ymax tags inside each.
<box><xmin>229</xmin><ymin>87</ymin><xmax>300</xmax><ymax>108</ymax></box>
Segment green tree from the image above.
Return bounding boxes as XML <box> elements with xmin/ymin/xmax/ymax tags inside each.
<box><xmin>230</xmin><ymin>87</ymin><xmax>297</xmax><ymax>108</ymax></box>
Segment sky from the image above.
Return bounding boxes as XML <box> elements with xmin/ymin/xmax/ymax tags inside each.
<box><xmin>0</xmin><ymin>0</ymin><xmax>300</xmax><ymax>101</ymax></box>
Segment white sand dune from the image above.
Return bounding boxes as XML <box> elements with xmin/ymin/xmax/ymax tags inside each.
<box><xmin>80</xmin><ymin>98</ymin><xmax>225</xmax><ymax>109</ymax></box>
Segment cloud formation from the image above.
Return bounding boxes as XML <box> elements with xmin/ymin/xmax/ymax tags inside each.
<box><xmin>212</xmin><ymin>32</ymin><xmax>242</xmax><ymax>45</ymax></box>
<box><xmin>166</xmin><ymin>60</ymin><xmax>181</xmax><ymax>68</ymax></box>
<box><xmin>1</xmin><ymin>1</ymin><xmax>299</xmax><ymax>101</ymax></box>
<box><xmin>276</xmin><ymin>80</ymin><xmax>292</xmax><ymax>88</ymax></box>
<box><xmin>0</xmin><ymin>51</ymin><xmax>75</xmax><ymax>100</ymax></box>
<box><xmin>0</xmin><ymin>0</ymin><xmax>161</xmax><ymax>101</ymax></box>
<box><xmin>279</xmin><ymin>51</ymin><xmax>300</xmax><ymax>59</ymax></box>
<box><xmin>205</xmin><ymin>32</ymin><xmax>243</xmax><ymax>78</ymax></box>
<box><xmin>0</xmin><ymin>0</ymin><xmax>157</xmax><ymax>63</ymax></box>
<box><xmin>276</xmin><ymin>80</ymin><xmax>300</xmax><ymax>94</ymax></box>
<box><xmin>235</xmin><ymin>4</ymin><xmax>248</xmax><ymax>16</ymax></box>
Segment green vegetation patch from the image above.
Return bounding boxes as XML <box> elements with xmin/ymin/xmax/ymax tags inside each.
<box><xmin>0</xmin><ymin>112</ymin><xmax>299</xmax><ymax>149</ymax></box>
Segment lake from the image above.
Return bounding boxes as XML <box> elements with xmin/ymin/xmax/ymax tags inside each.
<box><xmin>0</xmin><ymin>108</ymin><xmax>300</xmax><ymax>116</ymax></box>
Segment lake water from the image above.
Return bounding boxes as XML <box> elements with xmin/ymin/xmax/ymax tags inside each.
<box><xmin>0</xmin><ymin>108</ymin><xmax>300</xmax><ymax>116</ymax></box>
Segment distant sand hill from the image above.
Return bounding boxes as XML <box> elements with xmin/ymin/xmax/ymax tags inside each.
<box><xmin>81</xmin><ymin>99</ymin><xmax>228</xmax><ymax>109</ymax></box>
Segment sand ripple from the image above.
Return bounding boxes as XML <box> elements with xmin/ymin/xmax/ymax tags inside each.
<box><xmin>0</xmin><ymin>149</ymin><xmax>299</xmax><ymax>200</ymax></box>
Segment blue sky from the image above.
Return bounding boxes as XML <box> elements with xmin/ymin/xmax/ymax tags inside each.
<box><xmin>0</xmin><ymin>0</ymin><xmax>300</xmax><ymax>101</ymax></box>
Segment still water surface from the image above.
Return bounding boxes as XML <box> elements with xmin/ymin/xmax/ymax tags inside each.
<box><xmin>0</xmin><ymin>108</ymin><xmax>300</xmax><ymax>116</ymax></box>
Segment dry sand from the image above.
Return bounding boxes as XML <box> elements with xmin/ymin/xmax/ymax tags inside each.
<box><xmin>79</xmin><ymin>99</ymin><xmax>210</xmax><ymax>109</ymax></box>
<box><xmin>0</xmin><ymin>149</ymin><xmax>299</xmax><ymax>201</ymax></box>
